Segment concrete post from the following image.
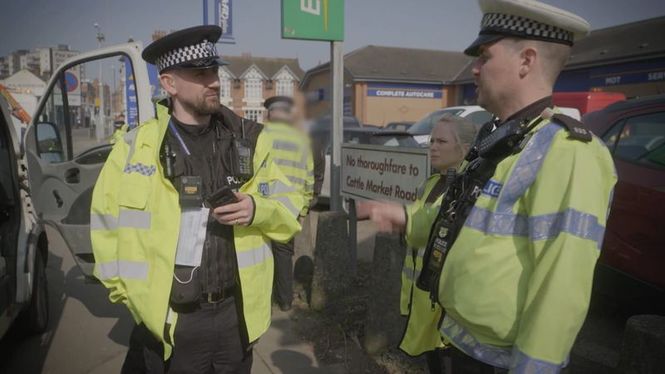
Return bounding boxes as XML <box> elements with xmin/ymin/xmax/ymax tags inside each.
<box><xmin>617</xmin><ymin>314</ymin><xmax>665</xmax><ymax>374</ymax></box>
<box><xmin>363</xmin><ymin>233</ymin><xmax>406</xmax><ymax>355</ymax></box>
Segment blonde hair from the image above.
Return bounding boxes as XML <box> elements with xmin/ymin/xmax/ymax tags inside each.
<box><xmin>435</xmin><ymin>113</ymin><xmax>480</xmax><ymax>152</ymax></box>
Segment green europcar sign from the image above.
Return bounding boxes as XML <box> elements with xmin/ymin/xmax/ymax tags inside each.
<box><xmin>282</xmin><ymin>0</ymin><xmax>344</xmax><ymax>41</ymax></box>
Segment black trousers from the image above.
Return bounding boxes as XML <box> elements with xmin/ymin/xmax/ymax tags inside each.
<box><xmin>121</xmin><ymin>297</ymin><xmax>252</xmax><ymax>374</ymax></box>
<box><xmin>272</xmin><ymin>239</ymin><xmax>294</xmax><ymax>306</ymax></box>
<box><xmin>426</xmin><ymin>347</ymin><xmax>508</xmax><ymax>374</ymax></box>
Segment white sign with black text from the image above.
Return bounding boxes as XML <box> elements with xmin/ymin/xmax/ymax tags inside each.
<box><xmin>341</xmin><ymin>144</ymin><xmax>430</xmax><ymax>204</ymax></box>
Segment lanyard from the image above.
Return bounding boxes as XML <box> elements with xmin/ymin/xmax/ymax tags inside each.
<box><xmin>168</xmin><ymin>120</ymin><xmax>191</xmax><ymax>156</ymax></box>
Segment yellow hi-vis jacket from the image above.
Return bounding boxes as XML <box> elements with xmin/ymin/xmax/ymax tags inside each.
<box><xmin>418</xmin><ymin>112</ymin><xmax>617</xmax><ymax>372</ymax></box>
<box><xmin>262</xmin><ymin>121</ymin><xmax>314</xmax><ymax>215</ymax></box>
<box><xmin>90</xmin><ymin>102</ymin><xmax>305</xmax><ymax>359</ymax></box>
<box><xmin>399</xmin><ymin>173</ymin><xmax>446</xmax><ymax>356</ymax></box>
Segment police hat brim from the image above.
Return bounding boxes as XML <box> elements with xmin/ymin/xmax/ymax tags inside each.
<box><xmin>142</xmin><ymin>25</ymin><xmax>223</xmax><ymax>65</ymax></box>
<box><xmin>169</xmin><ymin>56</ymin><xmax>229</xmax><ymax>71</ymax></box>
<box><xmin>264</xmin><ymin>96</ymin><xmax>295</xmax><ymax>110</ymax></box>
<box><xmin>464</xmin><ymin>33</ymin><xmax>504</xmax><ymax>56</ymax></box>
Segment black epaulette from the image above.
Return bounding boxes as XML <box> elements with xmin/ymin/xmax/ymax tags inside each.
<box><xmin>551</xmin><ymin>113</ymin><xmax>592</xmax><ymax>142</ymax></box>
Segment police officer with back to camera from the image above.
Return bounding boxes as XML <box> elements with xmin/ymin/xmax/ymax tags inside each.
<box><xmin>262</xmin><ymin>95</ymin><xmax>315</xmax><ymax>311</ymax></box>
<box><xmin>90</xmin><ymin>25</ymin><xmax>305</xmax><ymax>373</ymax></box>
<box><xmin>368</xmin><ymin>1</ymin><xmax>617</xmax><ymax>372</ymax></box>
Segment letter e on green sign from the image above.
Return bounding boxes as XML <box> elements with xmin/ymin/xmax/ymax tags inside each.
<box><xmin>281</xmin><ymin>0</ymin><xmax>344</xmax><ymax>41</ymax></box>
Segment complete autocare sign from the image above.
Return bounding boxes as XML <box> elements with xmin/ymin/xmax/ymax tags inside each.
<box><xmin>367</xmin><ymin>83</ymin><xmax>443</xmax><ymax>99</ymax></box>
<box><xmin>341</xmin><ymin>144</ymin><xmax>429</xmax><ymax>204</ymax></box>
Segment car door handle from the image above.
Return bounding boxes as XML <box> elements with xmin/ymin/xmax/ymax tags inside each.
<box><xmin>52</xmin><ymin>190</ymin><xmax>63</xmax><ymax>208</ymax></box>
<box><xmin>65</xmin><ymin>168</ymin><xmax>80</xmax><ymax>184</ymax></box>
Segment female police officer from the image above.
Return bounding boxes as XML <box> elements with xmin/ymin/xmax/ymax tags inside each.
<box><xmin>359</xmin><ymin>114</ymin><xmax>479</xmax><ymax>373</ymax></box>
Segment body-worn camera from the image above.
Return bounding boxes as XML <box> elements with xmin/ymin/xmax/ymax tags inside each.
<box><xmin>176</xmin><ymin>176</ymin><xmax>203</xmax><ymax>208</ymax></box>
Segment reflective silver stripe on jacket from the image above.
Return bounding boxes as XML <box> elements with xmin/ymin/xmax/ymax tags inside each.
<box><xmin>464</xmin><ymin>207</ymin><xmax>605</xmax><ymax>249</ymax></box>
<box><xmin>273</xmin><ymin>140</ymin><xmax>300</xmax><ymax>152</ymax></box>
<box><xmin>402</xmin><ymin>248</ymin><xmax>426</xmax><ymax>280</ymax></box>
<box><xmin>402</xmin><ymin>267</ymin><xmax>419</xmax><ymax>281</ymax></box>
<box><xmin>91</xmin><ymin>210</ymin><xmax>151</xmax><ymax>230</ymax></box>
<box><xmin>495</xmin><ymin>123</ymin><xmax>560</xmax><ymax>213</ymax></box>
<box><xmin>439</xmin><ymin>314</ymin><xmax>512</xmax><ymax>369</ymax></box>
<box><xmin>464</xmin><ymin>123</ymin><xmax>605</xmax><ymax>248</ymax></box>
<box><xmin>287</xmin><ymin>175</ymin><xmax>306</xmax><ymax>187</ymax></box>
<box><xmin>90</xmin><ymin>214</ymin><xmax>118</xmax><ymax>230</ymax></box>
<box><xmin>96</xmin><ymin>260</ymin><xmax>149</xmax><ymax>280</ymax></box>
<box><xmin>440</xmin><ymin>315</ymin><xmax>566</xmax><ymax>372</ymax></box>
<box><xmin>274</xmin><ymin>158</ymin><xmax>307</xmax><ymax>170</ymax></box>
<box><xmin>236</xmin><ymin>243</ymin><xmax>273</xmax><ymax>269</ymax></box>
<box><xmin>118</xmin><ymin>210</ymin><xmax>151</xmax><ymax>229</ymax></box>
<box><xmin>511</xmin><ymin>348</ymin><xmax>564</xmax><ymax>374</ymax></box>
<box><xmin>270</xmin><ymin>181</ymin><xmax>297</xmax><ymax>195</ymax></box>
<box><xmin>275</xmin><ymin>196</ymin><xmax>300</xmax><ymax>218</ymax></box>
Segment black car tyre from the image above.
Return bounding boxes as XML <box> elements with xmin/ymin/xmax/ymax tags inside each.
<box><xmin>18</xmin><ymin>249</ymin><xmax>49</xmax><ymax>334</ymax></box>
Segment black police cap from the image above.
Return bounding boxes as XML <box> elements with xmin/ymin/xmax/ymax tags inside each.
<box><xmin>264</xmin><ymin>96</ymin><xmax>295</xmax><ymax>110</ymax></box>
<box><xmin>141</xmin><ymin>25</ymin><xmax>228</xmax><ymax>72</ymax></box>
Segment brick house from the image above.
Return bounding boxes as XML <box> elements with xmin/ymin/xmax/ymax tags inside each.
<box><xmin>218</xmin><ymin>54</ymin><xmax>305</xmax><ymax>122</ymax></box>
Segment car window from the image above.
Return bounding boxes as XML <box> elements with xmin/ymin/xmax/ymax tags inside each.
<box><xmin>465</xmin><ymin>110</ymin><xmax>493</xmax><ymax>126</ymax></box>
<box><xmin>601</xmin><ymin>119</ymin><xmax>625</xmax><ymax>153</ymax></box>
<box><xmin>310</xmin><ymin>116</ymin><xmax>361</xmax><ymax>132</ymax></box>
<box><xmin>34</xmin><ymin>54</ymin><xmax>140</xmax><ymax>161</ymax></box>
<box><xmin>409</xmin><ymin>109</ymin><xmax>463</xmax><ymax>135</ymax></box>
<box><xmin>614</xmin><ymin>112</ymin><xmax>665</xmax><ymax>169</ymax></box>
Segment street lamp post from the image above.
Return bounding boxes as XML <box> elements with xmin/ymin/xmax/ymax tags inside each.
<box><xmin>94</xmin><ymin>22</ymin><xmax>105</xmax><ymax>141</ymax></box>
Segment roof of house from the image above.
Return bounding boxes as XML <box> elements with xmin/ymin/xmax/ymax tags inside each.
<box><xmin>1</xmin><ymin>69</ymin><xmax>46</xmax><ymax>88</ymax></box>
<box><xmin>451</xmin><ymin>15</ymin><xmax>665</xmax><ymax>84</ymax></box>
<box><xmin>302</xmin><ymin>45</ymin><xmax>472</xmax><ymax>86</ymax></box>
<box><xmin>221</xmin><ymin>55</ymin><xmax>305</xmax><ymax>80</ymax></box>
<box><xmin>567</xmin><ymin>15</ymin><xmax>665</xmax><ymax>69</ymax></box>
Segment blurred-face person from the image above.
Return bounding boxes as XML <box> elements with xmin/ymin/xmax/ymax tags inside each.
<box><xmin>267</xmin><ymin>106</ymin><xmax>296</xmax><ymax>126</ymax></box>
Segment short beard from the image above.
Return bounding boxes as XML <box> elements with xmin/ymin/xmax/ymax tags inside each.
<box><xmin>181</xmin><ymin>93</ymin><xmax>221</xmax><ymax>117</ymax></box>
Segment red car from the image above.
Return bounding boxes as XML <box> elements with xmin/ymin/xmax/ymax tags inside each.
<box><xmin>583</xmin><ymin>95</ymin><xmax>665</xmax><ymax>311</ymax></box>
<box><xmin>553</xmin><ymin>91</ymin><xmax>626</xmax><ymax>115</ymax></box>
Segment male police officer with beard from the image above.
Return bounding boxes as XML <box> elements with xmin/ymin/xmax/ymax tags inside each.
<box><xmin>368</xmin><ymin>1</ymin><xmax>616</xmax><ymax>372</ymax></box>
<box><xmin>90</xmin><ymin>26</ymin><xmax>305</xmax><ymax>373</ymax></box>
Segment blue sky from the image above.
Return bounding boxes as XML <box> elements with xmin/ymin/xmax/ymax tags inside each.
<box><xmin>2</xmin><ymin>0</ymin><xmax>665</xmax><ymax>69</ymax></box>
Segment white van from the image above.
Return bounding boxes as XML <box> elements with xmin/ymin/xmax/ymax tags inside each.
<box><xmin>0</xmin><ymin>43</ymin><xmax>154</xmax><ymax>339</ymax></box>
<box><xmin>0</xmin><ymin>94</ymin><xmax>48</xmax><ymax>338</ymax></box>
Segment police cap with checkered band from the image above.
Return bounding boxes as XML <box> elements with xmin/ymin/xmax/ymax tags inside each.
<box><xmin>142</xmin><ymin>25</ymin><xmax>228</xmax><ymax>73</ymax></box>
<box><xmin>464</xmin><ymin>0</ymin><xmax>590</xmax><ymax>56</ymax></box>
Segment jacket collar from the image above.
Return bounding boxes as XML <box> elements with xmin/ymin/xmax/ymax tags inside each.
<box><xmin>500</xmin><ymin>96</ymin><xmax>553</xmax><ymax>126</ymax></box>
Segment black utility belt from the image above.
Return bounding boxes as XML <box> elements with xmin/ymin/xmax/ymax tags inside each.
<box><xmin>201</xmin><ymin>286</ymin><xmax>236</xmax><ymax>304</ymax></box>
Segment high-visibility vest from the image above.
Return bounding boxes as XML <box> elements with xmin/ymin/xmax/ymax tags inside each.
<box><xmin>90</xmin><ymin>102</ymin><xmax>305</xmax><ymax>359</ymax></box>
<box><xmin>262</xmin><ymin>121</ymin><xmax>314</xmax><ymax>215</ymax></box>
<box><xmin>399</xmin><ymin>174</ymin><xmax>446</xmax><ymax>356</ymax></box>
<box><xmin>407</xmin><ymin>112</ymin><xmax>616</xmax><ymax>371</ymax></box>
